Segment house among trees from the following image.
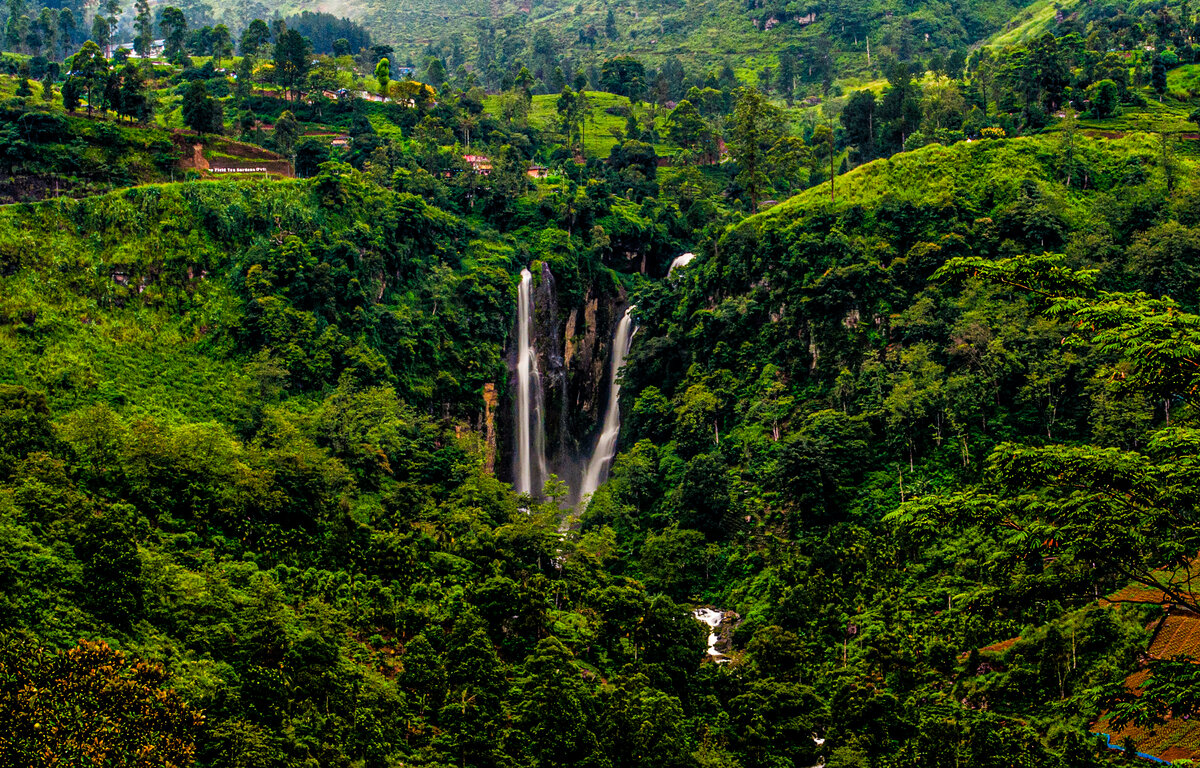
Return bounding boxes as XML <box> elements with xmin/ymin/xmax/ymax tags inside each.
<box><xmin>116</xmin><ymin>39</ymin><xmax>165</xmax><ymax>58</ymax></box>
<box><xmin>463</xmin><ymin>154</ymin><xmax>492</xmax><ymax>174</ymax></box>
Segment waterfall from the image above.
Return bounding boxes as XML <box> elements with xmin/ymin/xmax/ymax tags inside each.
<box><xmin>578</xmin><ymin>306</ymin><xmax>635</xmax><ymax>506</ymax></box>
<box><xmin>515</xmin><ymin>268</ymin><xmax>547</xmax><ymax>496</ymax></box>
<box><xmin>668</xmin><ymin>252</ymin><xmax>696</xmax><ymax>275</ymax></box>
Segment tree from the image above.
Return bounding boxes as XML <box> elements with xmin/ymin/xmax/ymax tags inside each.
<box><xmin>600</xmin><ymin>56</ymin><xmax>645</xmax><ymax>100</ymax></box>
<box><xmin>273</xmin><ymin>109</ymin><xmax>300</xmax><ymax>160</ymax></box>
<box><xmin>35</xmin><ymin>8</ymin><xmax>55</xmax><ymax>60</ymax></box>
<box><xmin>879</xmin><ymin>62</ymin><xmax>923</xmax><ymax>151</ymax></box>
<box><xmin>0</xmin><ymin>637</ymin><xmax>204</xmax><ymax>767</ymax></box>
<box><xmin>69</xmin><ymin>41</ymin><xmax>108</xmax><ymax>116</ymax></box>
<box><xmin>556</xmin><ymin>87</ymin><xmax>584</xmax><ymax>149</ymax></box>
<box><xmin>56</xmin><ymin>9</ymin><xmax>75</xmax><ymax>58</ymax></box>
<box><xmin>235</xmin><ymin>53</ymin><xmax>253</xmax><ymax>101</ymax></box>
<box><xmin>78</xmin><ymin>504</ymin><xmax>144</xmax><ymax>626</ymax></box>
<box><xmin>0</xmin><ymin>386</ymin><xmax>52</xmax><ymax>479</ymax></box>
<box><xmin>103</xmin><ymin>0</ymin><xmax>120</xmax><ymax>51</ymax></box>
<box><xmin>182</xmin><ymin>80</ymin><xmax>223</xmax><ymax>133</ymax></box>
<box><xmin>375</xmin><ymin>57</ymin><xmax>390</xmax><ymax>97</ymax></box>
<box><xmin>90</xmin><ymin>14</ymin><xmax>110</xmax><ymax>55</ymax></box>
<box><xmin>210</xmin><ymin>24</ymin><xmax>232</xmax><ymax>66</ymax></box>
<box><xmin>1152</xmin><ymin>55</ymin><xmax>1168</xmax><ymax>100</ymax></box>
<box><xmin>239</xmin><ymin>18</ymin><xmax>270</xmax><ymax>56</ymax></box>
<box><xmin>666</xmin><ymin>99</ymin><xmax>711</xmax><ymax>159</ymax></box>
<box><xmin>515</xmin><ymin>637</ymin><xmax>600</xmax><ymax>767</ymax></box>
<box><xmin>728</xmin><ymin>87</ymin><xmax>783</xmax><ymax>212</ymax></box>
<box><xmin>1087</xmin><ymin>79</ymin><xmax>1120</xmax><ymax>118</ymax></box>
<box><xmin>5</xmin><ymin>0</ymin><xmax>26</xmax><ymax>53</ymax></box>
<box><xmin>768</xmin><ymin>134</ymin><xmax>812</xmax><ymax>196</ymax></box>
<box><xmin>605</xmin><ymin>6</ymin><xmax>618</xmax><ymax>39</ymax></box>
<box><xmin>117</xmin><ymin>62</ymin><xmax>152</xmax><ymax>122</ymax></box>
<box><xmin>841</xmin><ymin>89</ymin><xmax>877</xmax><ymax>159</ymax></box>
<box><xmin>273</xmin><ymin>27</ymin><xmax>311</xmax><ymax>101</ymax></box>
<box><xmin>294</xmin><ymin>137</ymin><xmax>330</xmax><ymax>177</ymax></box>
<box><xmin>60</xmin><ymin>75</ymin><xmax>79</xmax><ymax>111</ymax></box>
<box><xmin>160</xmin><ymin>6</ymin><xmax>187</xmax><ymax>59</ymax></box>
<box><xmin>599</xmin><ymin>675</ymin><xmax>692</xmax><ymax>768</ymax></box>
<box><xmin>424</xmin><ymin>55</ymin><xmax>446</xmax><ymax>86</ymax></box>
<box><xmin>133</xmin><ymin>0</ymin><xmax>153</xmax><ymax>59</ymax></box>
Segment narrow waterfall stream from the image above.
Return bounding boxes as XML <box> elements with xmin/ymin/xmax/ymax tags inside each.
<box><xmin>577</xmin><ymin>306</ymin><xmax>636</xmax><ymax>506</ymax></box>
<box><xmin>515</xmin><ymin>268</ymin><xmax>547</xmax><ymax>496</ymax></box>
<box><xmin>668</xmin><ymin>252</ymin><xmax>696</xmax><ymax>275</ymax></box>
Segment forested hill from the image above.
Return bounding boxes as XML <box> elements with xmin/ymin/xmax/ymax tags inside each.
<box><xmin>590</xmin><ymin>131</ymin><xmax>1200</xmax><ymax>763</ymax></box>
<box><xmin>4</xmin><ymin>125</ymin><xmax>1200</xmax><ymax>766</ymax></box>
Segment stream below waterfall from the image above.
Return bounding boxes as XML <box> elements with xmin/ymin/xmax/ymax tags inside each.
<box><xmin>692</xmin><ymin>607</ymin><xmax>731</xmax><ymax>662</ymax></box>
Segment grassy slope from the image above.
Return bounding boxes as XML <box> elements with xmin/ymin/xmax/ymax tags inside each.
<box><xmin>751</xmin><ymin>132</ymin><xmax>1169</xmax><ymax>231</ymax></box>
<box><xmin>985</xmin><ymin>0</ymin><xmax>1079</xmax><ymax>47</ymax></box>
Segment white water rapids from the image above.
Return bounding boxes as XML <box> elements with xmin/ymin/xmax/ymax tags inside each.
<box><xmin>693</xmin><ymin>607</ymin><xmax>729</xmax><ymax>662</ymax></box>
<box><xmin>577</xmin><ymin>306</ymin><xmax>635</xmax><ymax>506</ymax></box>
<box><xmin>668</xmin><ymin>252</ymin><xmax>695</xmax><ymax>275</ymax></box>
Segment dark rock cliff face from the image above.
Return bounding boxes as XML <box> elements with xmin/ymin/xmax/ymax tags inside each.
<box><xmin>499</xmin><ymin>262</ymin><xmax>627</xmax><ymax>499</ymax></box>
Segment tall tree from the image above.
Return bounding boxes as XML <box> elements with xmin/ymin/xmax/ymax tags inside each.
<box><xmin>35</xmin><ymin>8</ymin><xmax>55</xmax><ymax>60</ymax></box>
<box><xmin>5</xmin><ymin>0</ymin><xmax>27</xmax><ymax>52</ymax></box>
<box><xmin>776</xmin><ymin>50</ymin><xmax>797</xmax><ymax>104</ymax></box>
<box><xmin>728</xmin><ymin>87</ymin><xmax>783</xmax><ymax>212</ymax></box>
<box><xmin>273</xmin><ymin>109</ymin><xmax>300</xmax><ymax>159</ymax></box>
<box><xmin>103</xmin><ymin>0</ymin><xmax>121</xmax><ymax>53</ymax></box>
<box><xmin>56</xmin><ymin>8</ymin><xmax>76</xmax><ymax>58</ymax></box>
<box><xmin>90</xmin><ymin>13</ymin><xmax>109</xmax><ymax>54</ymax></box>
<box><xmin>117</xmin><ymin>62</ymin><xmax>152</xmax><ymax>121</ymax></box>
<box><xmin>375</xmin><ymin>57</ymin><xmax>390</xmax><ymax>97</ymax></box>
<box><xmin>239</xmin><ymin>18</ymin><xmax>270</xmax><ymax>57</ymax></box>
<box><xmin>160</xmin><ymin>7</ymin><xmax>187</xmax><ymax>60</ymax></box>
<box><xmin>273</xmin><ymin>27</ymin><xmax>311</xmax><ymax>101</ymax></box>
<box><xmin>133</xmin><ymin>0</ymin><xmax>153</xmax><ymax>59</ymax></box>
<box><xmin>210</xmin><ymin>24</ymin><xmax>231</xmax><ymax>66</ymax></box>
<box><xmin>878</xmin><ymin>62</ymin><xmax>923</xmax><ymax>152</ymax></box>
<box><xmin>69</xmin><ymin>40</ymin><xmax>108</xmax><ymax>116</ymax></box>
<box><xmin>1152</xmin><ymin>55</ymin><xmax>1168</xmax><ymax>101</ymax></box>
<box><xmin>840</xmin><ymin>89</ymin><xmax>877</xmax><ymax>159</ymax></box>
<box><xmin>182</xmin><ymin>80</ymin><xmax>223</xmax><ymax>133</ymax></box>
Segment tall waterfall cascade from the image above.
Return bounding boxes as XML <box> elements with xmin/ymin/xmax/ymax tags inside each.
<box><xmin>578</xmin><ymin>306</ymin><xmax>636</xmax><ymax>506</ymax></box>
<box><xmin>514</xmin><ymin>268</ymin><xmax>547</xmax><ymax>496</ymax></box>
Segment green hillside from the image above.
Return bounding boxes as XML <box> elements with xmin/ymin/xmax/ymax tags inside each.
<box><xmin>6</xmin><ymin>0</ymin><xmax>1200</xmax><ymax>764</ymax></box>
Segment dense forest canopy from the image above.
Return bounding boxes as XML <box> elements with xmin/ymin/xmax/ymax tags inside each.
<box><xmin>2</xmin><ymin>0</ymin><xmax>1200</xmax><ymax>763</ymax></box>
